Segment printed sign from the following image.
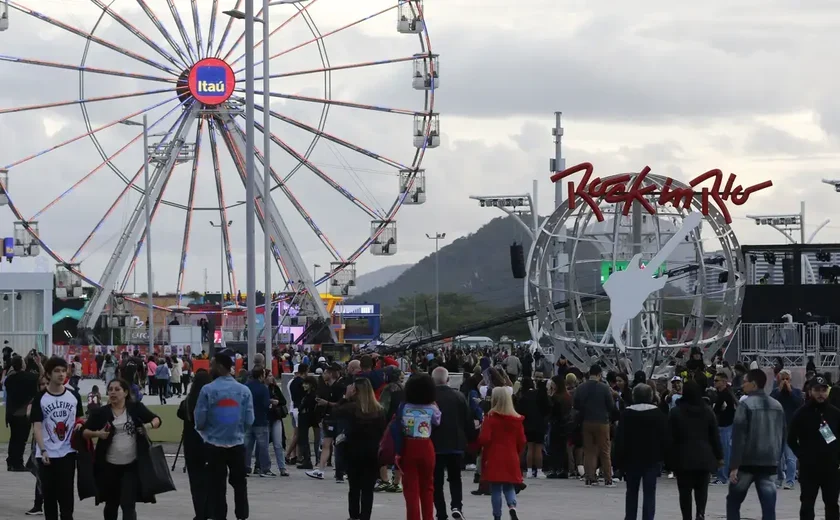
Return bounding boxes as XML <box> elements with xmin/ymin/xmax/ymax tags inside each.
<box><xmin>188</xmin><ymin>58</ymin><xmax>235</xmax><ymax>106</ymax></box>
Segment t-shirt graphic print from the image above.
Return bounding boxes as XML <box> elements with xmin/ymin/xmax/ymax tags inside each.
<box><xmin>30</xmin><ymin>387</ymin><xmax>84</xmax><ymax>459</ymax></box>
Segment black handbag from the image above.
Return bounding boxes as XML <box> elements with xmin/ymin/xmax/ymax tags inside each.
<box><xmin>137</xmin><ymin>438</ymin><xmax>176</xmax><ymax>496</ymax></box>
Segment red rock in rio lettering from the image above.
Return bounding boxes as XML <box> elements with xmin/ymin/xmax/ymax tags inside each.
<box><xmin>549</xmin><ymin>162</ymin><xmax>773</xmax><ymax>224</ymax></box>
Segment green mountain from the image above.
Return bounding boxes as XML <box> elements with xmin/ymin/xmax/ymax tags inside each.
<box><xmin>351</xmin><ymin>216</ymin><xmax>537</xmax><ymax>310</ymax></box>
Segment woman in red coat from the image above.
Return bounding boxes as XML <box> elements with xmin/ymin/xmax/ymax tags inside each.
<box><xmin>479</xmin><ymin>386</ymin><xmax>526</xmax><ymax>520</ymax></box>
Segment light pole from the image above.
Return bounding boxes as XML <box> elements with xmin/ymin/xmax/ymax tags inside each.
<box><xmin>120</xmin><ymin>117</ymin><xmax>154</xmax><ymax>353</ymax></box>
<box><xmin>210</xmin><ymin>220</ymin><xmax>232</xmax><ymax>344</ymax></box>
<box><xmin>425</xmin><ymin>232</ymin><xmax>445</xmax><ymax>332</ymax></box>
<box><xmin>313</xmin><ymin>264</ymin><xmax>321</xmax><ymax>284</ymax></box>
<box><xmin>225</xmin><ymin>0</ymin><xmax>302</xmax><ymax>368</ymax></box>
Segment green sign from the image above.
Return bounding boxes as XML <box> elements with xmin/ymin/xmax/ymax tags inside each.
<box><xmin>600</xmin><ymin>260</ymin><xmax>667</xmax><ymax>284</ymax></box>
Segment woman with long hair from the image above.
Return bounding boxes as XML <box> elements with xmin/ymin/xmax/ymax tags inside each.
<box><xmin>178</xmin><ymin>369</ymin><xmax>213</xmax><ymax>519</ymax></box>
<box><xmin>515</xmin><ymin>377</ymin><xmax>550</xmax><ymax>479</ymax></box>
<box><xmin>547</xmin><ymin>375</ymin><xmax>572</xmax><ymax>478</ymax></box>
<box><xmin>333</xmin><ymin>378</ymin><xmax>386</xmax><ymax>520</ymax></box>
<box><xmin>479</xmin><ymin>387</ymin><xmax>525</xmax><ymax>520</ymax></box>
<box><xmin>265</xmin><ymin>373</ymin><xmax>289</xmax><ymax>477</ymax></box>
<box><xmin>398</xmin><ymin>373</ymin><xmax>441</xmax><ymax>520</ymax></box>
<box><xmin>83</xmin><ymin>378</ymin><xmax>162</xmax><ymax>520</ymax></box>
<box><xmin>668</xmin><ymin>380</ymin><xmax>722</xmax><ymax>520</ymax></box>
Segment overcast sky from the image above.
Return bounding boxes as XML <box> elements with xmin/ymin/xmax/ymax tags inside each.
<box><xmin>1</xmin><ymin>0</ymin><xmax>839</xmax><ymax>297</ymax></box>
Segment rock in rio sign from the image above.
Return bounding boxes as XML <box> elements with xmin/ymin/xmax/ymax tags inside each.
<box><xmin>188</xmin><ymin>58</ymin><xmax>236</xmax><ymax>106</ymax></box>
<box><xmin>550</xmin><ymin>162</ymin><xmax>773</xmax><ymax>224</ymax></box>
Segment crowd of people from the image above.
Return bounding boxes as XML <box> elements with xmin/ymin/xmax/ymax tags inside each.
<box><xmin>4</xmin><ymin>342</ymin><xmax>840</xmax><ymax>520</ymax></box>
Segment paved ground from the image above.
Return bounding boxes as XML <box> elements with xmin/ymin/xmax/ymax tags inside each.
<box><xmin>0</xmin><ymin>449</ymin><xmax>823</xmax><ymax>520</ymax></box>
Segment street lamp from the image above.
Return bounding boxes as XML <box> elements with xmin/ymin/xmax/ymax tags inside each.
<box><xmin>425</xmin><ymin>232</ymin><xmax>445</xmax><ymax>332</ymax></box>
<box><xmin>313</xmin><ymin>264</ymin><xmax>321</xmax><ymax>284</ymax></box>
<box><xmin>120</xmin><ymin>116</ymin><xmax>154</xmax><ymax>353</ymax></box>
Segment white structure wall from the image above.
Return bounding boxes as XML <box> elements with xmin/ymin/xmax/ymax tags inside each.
<box><xmin>0</xmin><ymin>272</ymin><xmax>53</xmax><ymax>356</ymax></box>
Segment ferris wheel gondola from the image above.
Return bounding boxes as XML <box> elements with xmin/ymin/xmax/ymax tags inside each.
<box><xmin>0</xmin><ymin>0</ymin><xmax>438</xmax><ymax>333</ymax></box>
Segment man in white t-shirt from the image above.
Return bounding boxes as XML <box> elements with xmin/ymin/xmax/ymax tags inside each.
<box><xmin>30</xmin><ymin>357</ymin><xmax>84</xmax><ymax>520</ymax></box>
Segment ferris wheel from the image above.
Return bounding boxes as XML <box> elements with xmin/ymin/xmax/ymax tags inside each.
<box><xmin>0</xmin><ymin>0</ymin><xmax>438</xmax><ymax>332</ymax></box>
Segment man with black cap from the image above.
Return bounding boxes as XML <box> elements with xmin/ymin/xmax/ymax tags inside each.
<box><xmin>195</xmin><ymin>349</ymin><xmax>255</xmax><ymax>520</ymax></box>
<box><xmin>788</xmin><ymin>376</ymin><xmax>840</xmax><ymax>520</ymax></box>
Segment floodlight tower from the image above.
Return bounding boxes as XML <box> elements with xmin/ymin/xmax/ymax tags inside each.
<box><xmin>470</xmin><ymin>181</ymin><xmax>541</xmax><ymax>343</ymax></box>
<box><xmin>0</xmin><ymin>0</ymin><xmax>9</xmax><ymax>31</ymax></box>
<box><xmin>747</xmin><ymin>201</ymin><xmax>831</xmax><ymax>283</ymax></box>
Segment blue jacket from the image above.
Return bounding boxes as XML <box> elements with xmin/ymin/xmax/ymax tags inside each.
<box><xmin>194</xmin><ymin>375</ymin><xmax>255</xmax><ymax>447</ymax></box>
<box><xmin>246</xmin><ymin>379</ymin><xmax>271</xmax><ymax>427</ymax></box>
<box><xmin>769</xmin><ymin>387</ymin><xmax>804</xmax><ymax>426</ymax></box>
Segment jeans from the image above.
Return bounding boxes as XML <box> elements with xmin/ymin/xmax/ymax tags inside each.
<box><xmin>102</xmin><ymin>462</ymin><xmax>138</xmax><ymax>520</ymax></box>
<box><xmin>489</xmin><ymin>483</ymin><xmax>517</xmax><ymax>519</ymax></box>
<box><xmin>799</xmin><ymin>466</ymin><xmax>840</xmax><ymax>520</ymax></box>
<box><xmin>676</xmin><ymin>470</ymin><xmax>709</xmax><ymax>520</ymax></box>
<box><xmin>269</xmin><ymin>421</ymin><xmax>287</xmax><ymax>471</ymax></box>
<box><xmin>245</xmin><ymin>426</ymin><xmax>271</xmax><ymax>474</ymax></box>
<box><xmin>206</xmin><ymin>444</ymin><xmax>249</xmax><ymax>520</ymax></box>
<box><xmin>624</xmin><ymin>465</ymin><xmax>658</xmax><ymax>520</ymax></box>
<box><xmin>39</xmin><ymin>453</ymin><xmax>76</xmax><ymax>520</ymax></box>
<box><xmin>717</xmin><ymin>426</ymin><xmax>733</xmax><ymax>482</ymax></box>
<box><xmin>777</xmin><ymin>443</ymin><xmax>797</xmax><ymax>486</ymax></box>
<box><xmin>726</xmin><ymin>470</ymin><xmax>776</xmax><ymax>520</ymax></box>
<box><xmin>433</xmin><ymin>453</ymin><xmax>463</xmax><ymax>519</ymax></box>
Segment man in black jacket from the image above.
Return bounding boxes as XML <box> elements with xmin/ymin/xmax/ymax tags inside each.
<box><xmin>431</xmin><ymin>367</ymin><xmax>475</xmax><ymax>520</ymax></box>
<box><xmin>5</xmin><ymin>355</ymin><xmax>39</xmax><ymax>471</ymax></box>
<box><xmin>712</xmin><ymin>372</ymin><xmax>737</xmax><ymax>485</ymax></box>
<box><xmin>788</xmin><ymin>376</ymin><xmax>840</xmax><ymax>520</ymax></box>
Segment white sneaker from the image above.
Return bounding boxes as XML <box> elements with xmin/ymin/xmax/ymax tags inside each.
<box><xmin>536</xmin><ymin>470</ymin><xmax>547</xmax><ymax>479</ymax></box>
<box><xmin>465</xmin><ymin>464</ymin><xmax>476</xmax><ymax>471</ymax></box>
<box><xmin>668</xmin><ymin>472</ymin><xmax>675</xmax><ymax>479</ymax></box>
<box><xmin>305</xmin><ymin>469</ymin><xmax>325</xmax><ymax>480</ymax></box>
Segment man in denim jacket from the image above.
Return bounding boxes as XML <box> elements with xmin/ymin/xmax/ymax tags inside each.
<box><xmin>726</xmin><ymin>368</ymin><xmax>785</xmax><ymax>520</ymax></box>
<box><xmin>195</xmin><ymin>351</ymin><xmax>255</xmax><ymax>520</ymax></box>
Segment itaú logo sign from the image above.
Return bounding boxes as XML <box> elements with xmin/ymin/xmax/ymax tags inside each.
<box><xmin>188</xmin><ymin>58</ymin><xmax>235</xmax><ymax>106</ymax></box>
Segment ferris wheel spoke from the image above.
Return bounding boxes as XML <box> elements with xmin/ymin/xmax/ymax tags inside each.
<box><xmin>190</xmin><ymin>0</ymin><xmax>204</xmax><ymax>61</ymax></box>
<box><xmin>175</xmin><ymin>119</ymin><xmax>205</xmax><ymax>302</ymax></box>
<box><xmin>227</xmin><ymin>0</ymin><xmax>322</xmax><ymax>66</ymax></box>
<box><xmin>70</xmin><ymin>108</ymin><xmax>192</xmax><ymax>263</ymax></box>
<box><xmin>120</xmin><ymin>154</ymin><xmax>179</xmax><ymax>292</ymax></box>
<box><xmin>250</xmin><ymin>89</ymin><xmax>424</xmax><ymax>117</ymax></box>
<box><xmin>205</xmin><ymin>0</ymin><xmax>220</xmax><ymax>57</ymax></box>
<box><xmin>9</xmin><ymin>2</ymin><xmax>180</xmax><ymax>76</ymax></box>
<box><xmin>4</xmin><ymin>96</ymin><xmax>178</xmax><ymax>170</ymax></box>
<box><xmin>165</xmin><ymin>0</ymin><xmax>199</xmax><ymax>64</ymax></box>
<box><xmin>207</xmin><ymin>119</ymin><xmax>240</xmax><ymax>298</ymax></box>
<box><xmin>90</xmin><ymin>0</ymin><xmax>187</xmax><ymax>70</ymax></box>
<box><xmin>0</xmin><ymin>88</ymin><xmax>172</xmax><ymax>116</ymax></box>
<box><xmin>28</xmin><ymin>100</ymin><xmax>187</xmax><ymax>221</ymax></box>
<box><xmin>243</xmin><ymin>3</ymin><xmax>400</xmax><ymax>73</ymax></box>
<box><xmin>213</xmin><ymin>0</ymin><xmax>242</xmax><ymax>58</ymax></box>
<box><xmin>253</xmin><ymin>56</ymin><xmax>417</xmax><ymax>82</ymax></box>
<box><xmin>249</xmin><ymin>112</ymin><xmax>381</xmax><ymax>219</ymax></box>
<box><xmin>229</xmin><ymin>119</ymin><xmax>343</xmax><ymax>262</ymax></box>
<box><xmin>135</xmin><ymin>0</ymin><xmax>193</xmax><ymax>67</ymax></box>
<box><xmin>0</xmin><ymin>56</ymin><xmax>178</xmax><ymax>85</ymax></box>
<box><xmin>217</xmin><ymin>119</ymin><xmax>293</xmax><ymax>283</ymax></box>
<box><xmin>255</xmin><ymin>103</ymin><xmax>406</xmax><ymax>171</ymax></box>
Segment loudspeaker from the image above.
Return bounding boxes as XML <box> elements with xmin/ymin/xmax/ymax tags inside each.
<box><xmin>782</xmin><ymin>258</ymin><xmax>794</xmax><ymax>285</ymax></box>
<box><xmin>510</xmin><ymin>243</ymin><xmax>526</xmax><ymax>279</ymax></box>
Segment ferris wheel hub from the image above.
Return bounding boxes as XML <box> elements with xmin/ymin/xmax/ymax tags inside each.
<box><xmin>175</xmin><ymin>58</ymin><xmax>236</xmax><ymax>108</ymax></box>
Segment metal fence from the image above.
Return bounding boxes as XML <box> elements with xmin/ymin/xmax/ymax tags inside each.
<box><xmin>729</xmin><ymin>322</ymin><xmax>840</xmax><ymax>368</ymax></box>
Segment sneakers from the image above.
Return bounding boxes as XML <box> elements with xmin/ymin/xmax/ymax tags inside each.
<box><xmin>535</xmin><ymin>470</ymin><xmax>546</xmax><ymax>479</ymax></box>
<box><xmin>374</xmin><ymin>480</ymin><xmax>391</xmax><ymax>492</ymax></box>
<box><xmin>305</xmin><ymin>469</ymin><xmax>325</xmax><ymax>480</ymax></box>
<box><xmin>783</xmin><ymin>482</ymin><xmax>794</xmax><ymax>490</ymax></box>
<box><xmin>509</xmin><ymin>509</ymin><xmax>519</xmax><ymax>520</ymax></box>
<box><xmin>465</xmin><ymin>464</ymin><xmax>476</xmax><ymax>471</ymax></box>
<box><xmin>451</xmin><ymin>508</ymin><xmax>464</xmax><ymax>520</ymax></box>
<box><xmin>387</xmin><ymin>483</ymin><xmax>403</xmax><ymax>493</ymax></box>
<box><xmin>296</xmin><ymin>462</ymin><xmax>314</xmax><ymax>470</ymax></box>
<box><xmin>279</xmin><ymin>470</ymin><xmax>290</xmax><ymax>477</ymax></box>
<box><xmin>260</xmin><ymin>471</ymin><xmax>277</xmax><ymax>478</ymax></box>
<box><xmin>25</xmin><ymin>507</ymin><xmax>43</xmax><ymax>516</ymax></box>
<box><xmin>335</xmin><ymin>475</ymin><xmax>346</xmax><ymax>483</ymax></box>
<box><xmin>711</xmin><ymin>479</ymin><xmax>728</xmax><ymax>486</ymax></box>
<box><xmin>603</xmin><ymin>480</ymin><xmax>616</xmax><ymax>488</ymax></box>
<box><xmin>585</xmin><ymin>478</ymin><xmax>597</xmax><ymax>487</ymax></box>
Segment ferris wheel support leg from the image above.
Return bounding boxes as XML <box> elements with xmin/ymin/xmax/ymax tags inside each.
<box><xmin>220</xmin><ymin>113</ymin><xmax>335</xmax><ymax>336</ymax></box>
<box><xmin>78</xmin><ymin>106</ymin><xmax>199</xmax><ymax>332</ymax></box>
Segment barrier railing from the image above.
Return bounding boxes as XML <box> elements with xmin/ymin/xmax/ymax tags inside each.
<box><xmin>730</xmin><ymin>322</ymin><xmax>840</xmax><ymax>368</ymax></box>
